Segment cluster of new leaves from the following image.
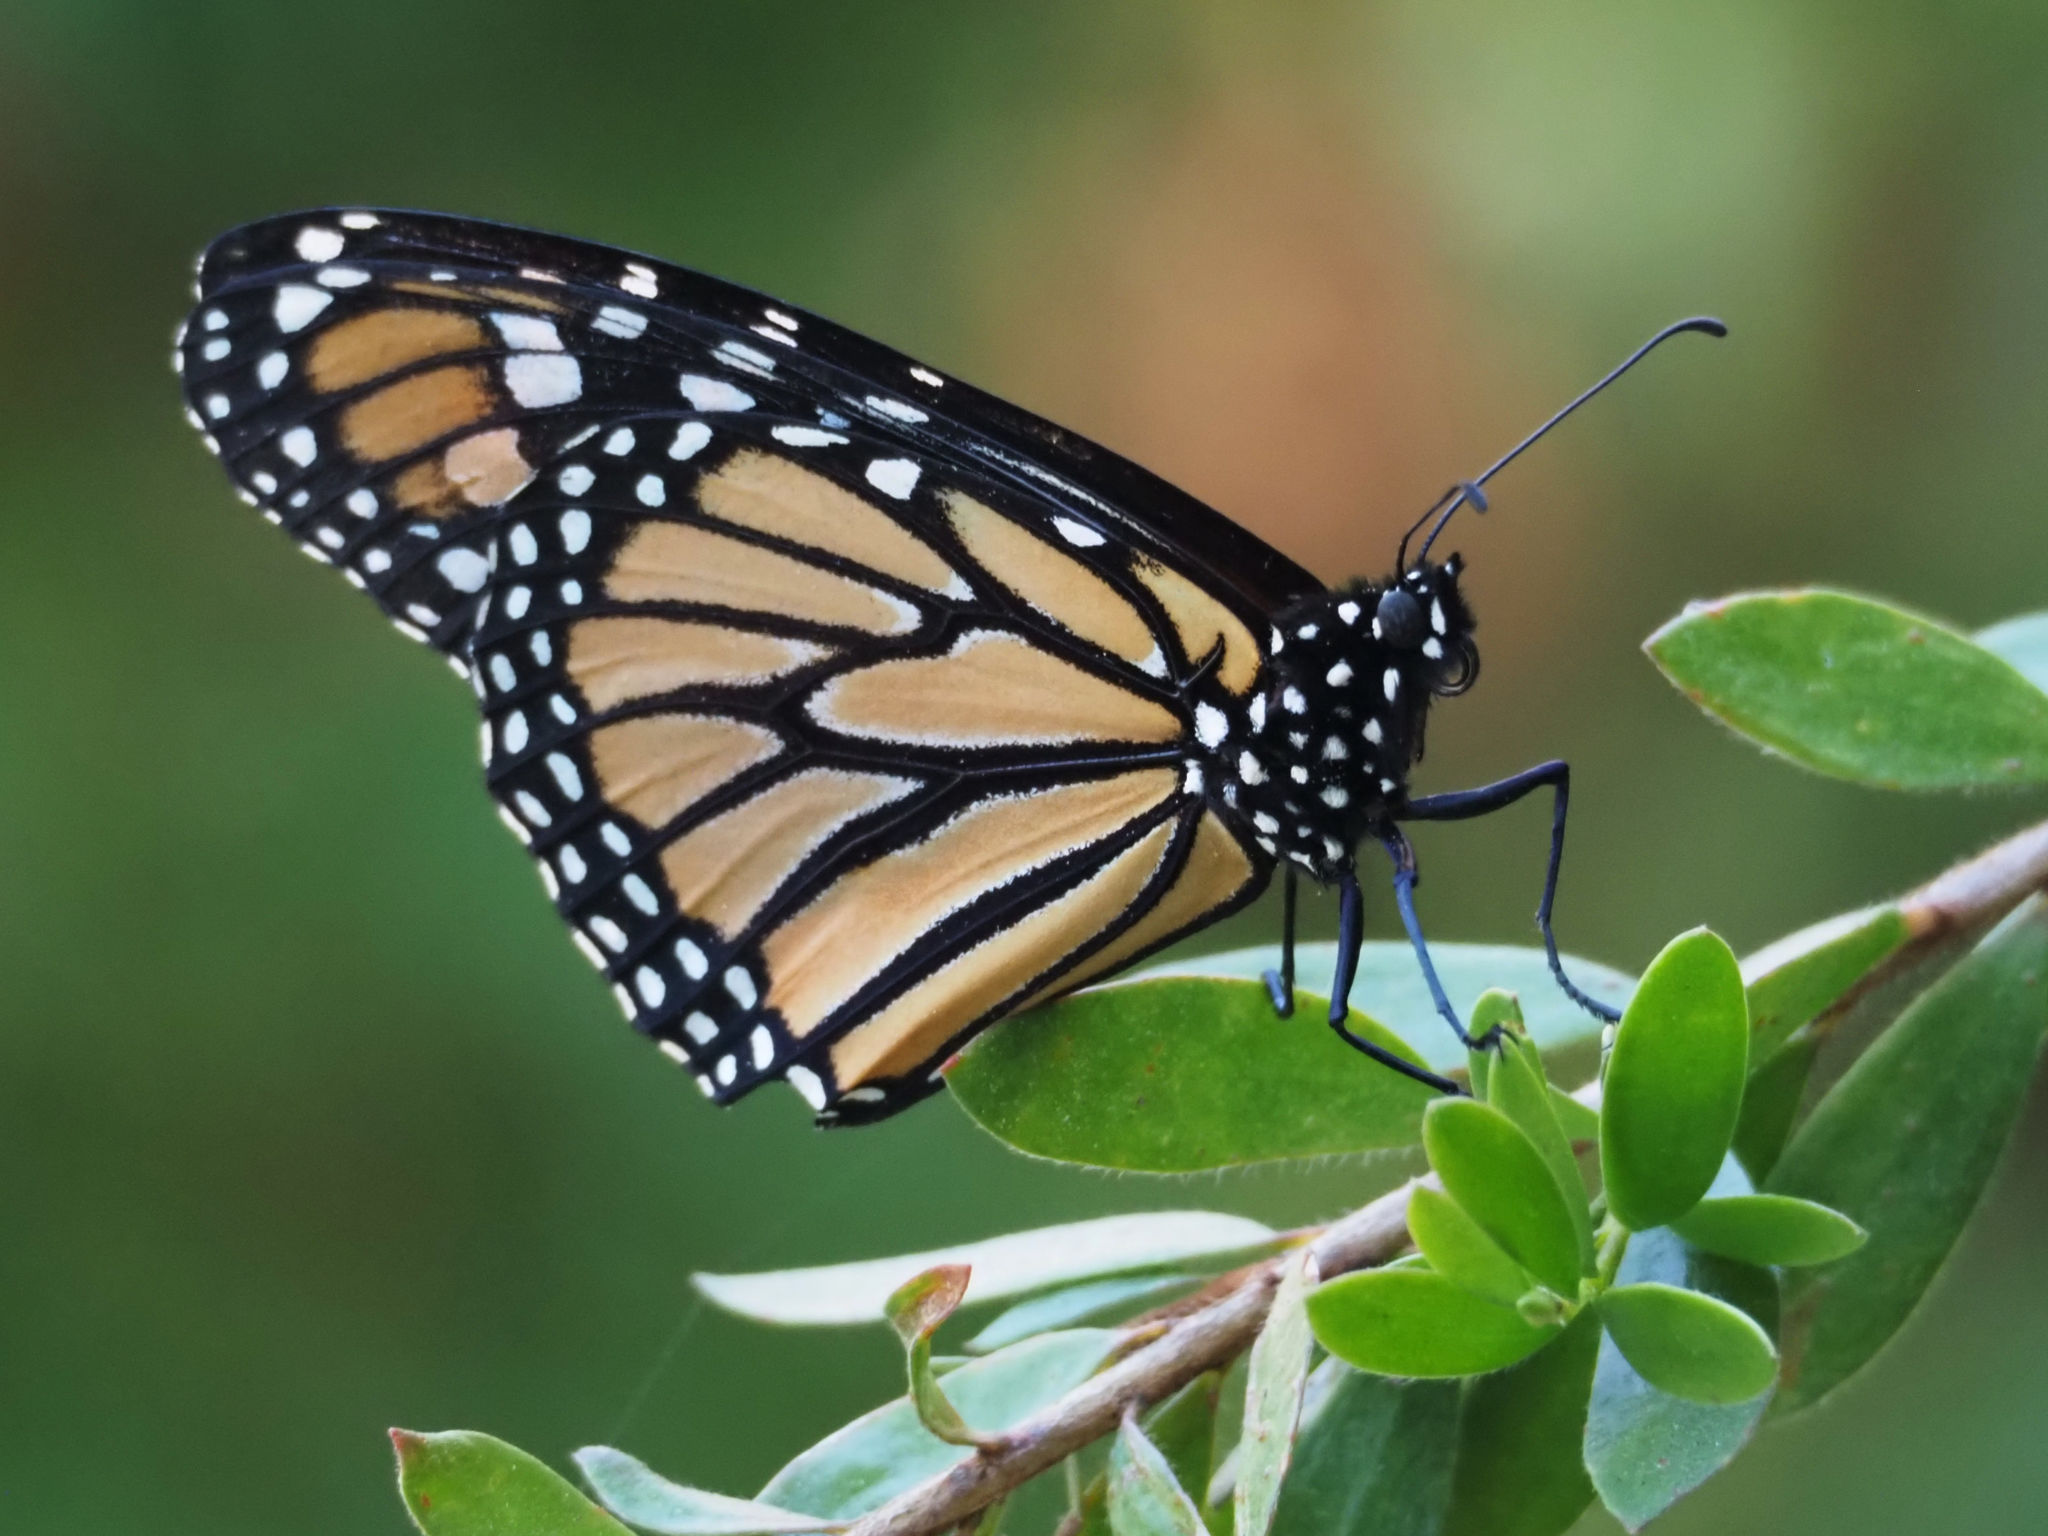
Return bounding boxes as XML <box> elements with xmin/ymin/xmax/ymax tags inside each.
<box><xmin>392</xmin><ymin>591</ymin><xmax>2048</xmax><ymax>1536</ymax></box>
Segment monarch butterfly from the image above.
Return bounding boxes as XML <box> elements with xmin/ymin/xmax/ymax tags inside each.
<box><xmin>174</xmin><ymin>209</ymin><xmax>1720</xmax><ymax>1124</ymax></box>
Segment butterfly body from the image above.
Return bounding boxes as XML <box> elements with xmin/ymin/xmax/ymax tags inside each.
<box><xmin>175</xmin><ymin>208</ymin><xmax>1658</xmax><ymax>1124</ymax></box>
<box><xmin>1232</xmin><ymin>564</ymin><xmax>1477</xmax><ymax>883</ymax></box>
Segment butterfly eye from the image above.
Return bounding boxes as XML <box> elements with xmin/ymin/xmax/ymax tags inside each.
<box><xmin>1375</xmin><ymin>587</ymin><xmax>1425</xmax><ymax>648</ymax></box>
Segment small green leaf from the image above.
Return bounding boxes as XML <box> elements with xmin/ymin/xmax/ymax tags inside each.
<box><xmin>966</xmin><ymin>1273</ymin><xmax>1193</xmax><ymax>1353</ymax></box>
<box><xmin>1673</xmin><ymin>1194</ymin><xmax>1866</xmax><ymax>1268</ymax></box>
<box><xmin>1308</xmin><ymin>1268</ymin><xmax>1558</xmax><ymax>1378</ymax></box>
<box><xmin>1601</xmin><ymin>928</ymin><xmax>1749</xmax><ymax>1231</ymax></box>
<box><xmin>694</xmin><ymin>1212</ymin><xmax>1274</xmax><ymax>1325</ymax></box>
<box><xmin>759</xmin><ymin>1331</ymin><xmax>1120</xmax><ymax>1518</ymax></box>
<box><xmin>884</xmin><ymin>1265</ymin><xmax>989</xmax><ymax>1448</ymax></box>
<box><xmin>1235</xmin><ymin>1250</ymin><xmax>1316</xmax><ymax>1536</ymax></box>
<box><xmin>392</xmin><ymin>1430</ymin><xmax>628</xmax><ymax>1536</ymax></box>
<box><xmin>1441</xmin><ymin>1310</ymin><xmax>1601</xmax><ymax>1536</ymax></box>
<box><xmin>1407</xmin><ymin>1184</ymin><xmax>1530</xmax><ymax>1307</ymax></box>
<box><xmin>1597</xmin><ymin>1284</ymin><xmax>1778</xmax><ymax>1404</ymax></box>
<box><xmin>1730</xmin><ymin>1034</ymin><xmax>1818</xmax><ymax>1184</ymax></box>
<box><xmin>1145</xmin><ymin>1373</ymin><xmax>1223</xmax><ymax>1515</ymax></box>
<box><xmin>574</xmin><ymin>1448</ymin><xmax>835</xmax><ymax>1535</ymax></box>
<box><xmin>1646</xmin><ymin>588</ymin><xmax>2048</xmax><ymax>787</ymax></box>
<box><xmin>1976</xmin><ymin>609</ymin><xmax>2048</xmax><ymax>693</ymax></box>
<box><xmin>1488</xmin><ymin>1035</ymin><xmax>1596</xmax><ymax>1275</ymax></box>
<box><xmin>1582</xmin><ymin>1223</ymin><xmax>1775</xmax><ymax>1531</ymax></box>
<box><xmin>1548</xmin><ymin>1086</ymin><xmax>1601</xmax><ymax>1144</ymax></box>
<box><xmin>1769</xmin><ymin>897</ymin><xmax>2048</xmax><ymax>1412</ymax></box>
<box><xmin>1424</xmin><ymin>1098</ymin><xmax>1584</xmax><ymax>1295</ymax></box>
<box><xmin>1109</xmin><ymin>1416</ymin><xmax>1207</xmax><ymax>1536</ymax></box>
<box><xmin>1269</xmin><ymin>1367</ymin><xmax>1460</xmax><ymax>1536</ymax></box>
<box><xmin>1742</xmin><ymin>905</ymin><xmax>1911</xmax><ymax>1059</ymax></box>
<box><xmin>951</xmin><ymin>944</ymin><xmax>1635</xmax><ymax>1171</ymax></box>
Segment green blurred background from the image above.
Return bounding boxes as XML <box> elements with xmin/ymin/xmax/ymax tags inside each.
<box><xmin>7</xmin><ymin>2</ymin><xmax>2048</xmax><ymax>1530</ymax></box>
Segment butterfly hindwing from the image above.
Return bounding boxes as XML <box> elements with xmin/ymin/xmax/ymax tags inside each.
<box><xmin>177</xmin><ymin>208</ymin><xmax>1308</xmax><ymax>1120</ymax></box>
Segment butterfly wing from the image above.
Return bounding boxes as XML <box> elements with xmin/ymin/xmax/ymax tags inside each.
<box><xmin>176</xmin><ymin>208</ymin><xmax>1323</xmax><ymax>1122</ymax></box>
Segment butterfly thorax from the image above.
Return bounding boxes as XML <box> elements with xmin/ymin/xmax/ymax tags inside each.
<box><xmin>1218</xmin><ymin>556</ymin><xmax>1477</xmax><ymax>882</ymax></box>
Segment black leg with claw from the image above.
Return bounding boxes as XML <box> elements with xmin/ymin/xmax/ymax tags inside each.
<box><xmin>1322</xmin><ymin>865</ymin><xmax>1462</xmax><ymax>1096</ymax></box>
<box><xmin>1399</xmin><ymin>759</ymin><xmax>1621</xmax><ymax>1024</ymax></box>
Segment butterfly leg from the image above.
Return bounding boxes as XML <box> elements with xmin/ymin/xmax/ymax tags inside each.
<box><xmin>1398</xmin><ymin>759</ymin><xmax>1623</xmax><ymax>1024</ymax></box>
<box><xmin>1262</xmin><ymin>865</ymin><xmax>1299</xmax><ymax>1017</ymax></box>
<box><xmin>1326</xmin><ymin>862</ymin><xmax>1462</xmax><ymax>1096</ymax></box>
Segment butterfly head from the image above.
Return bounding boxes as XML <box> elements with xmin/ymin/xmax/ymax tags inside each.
<box><xmin>1370</xmin><ymin>556</ymin><xmax>1478</xmax><ymax>699</ymax></box>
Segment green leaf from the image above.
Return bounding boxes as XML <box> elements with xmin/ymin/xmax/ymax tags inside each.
<box><xmin>1308</xmin><ymin>1268</ymin><xmax>1558</xmax><ymax>1378</ymax></box>
<box><xmin>950</xmin><ymin>944</ymin><xmax>1636</xmax><ymax>1172</ymax></box>
<box><xmin>1975</xmin><ymin>609</ymin><xmax>2048</xmax><ymax>693</ymax></box>
<box><xmin>1407</xmin><ymin>1185</ymin><xmax>1529</xmax><ymax>1308</ymax></box>
<box><xmin>759</xmin><ymin>1331</ymin><xmax>1120</xmax><ymax>1518</ymax></box>
<box><xmin>1548</xmin><ymin>1086</ymin><xmax>1601</xmax><ymax>1144</ymax></box>
<box><xmin>1441</xmin><ymin>1310</ymin><xmax>1601</xmax><ymax>1536</ymax></box>
<box><xmin>884</xmin><ymin>1265</ymin><xmax>989</xmax><ymax>1448</ymax></box>
<box><xmin>952</xmin><ymin>975</ymin><xmax>1434</xmax><ymax>1171</ymax></box>
<box><xmin>1145</xmin><ymin>1374</ymin><xmax>1223</xmax><ymax>1514</ymax></box>
<box><xmin>694</xmin><ymin>1212</ymin><xmax>1274</xmax><ymax>1325</ymax></box>
<box><xmin>1487</xmin><ymin>1035</ymin><xmax>1596</xmax><ymax>1275</ymax></box>
<box><xmin>1109</xmin><ymin>1416</ymin><xmax>1207</xmax><ymax>1536</ymax></box>
<box><xmin>1597</xmin><ymin>1284</ymin><xmax>1778</xmax><ymax>1404</ymax></box>
<box><xmin>1601</xmin><ymin>928</ymin><xmax>1749</xmax><ymax>1231</ymax></box>
<box><xmin>1769</xmin><ymin>896</ymin><xmax>2048</xmax><ymax>1412</ymax></box>
<box><xmin>1644</xmin><ymin>588</ymin><xmax>2048</xmax><ymax>787</ymax></box>
<box><xmin>1424</xmin><ymin>1098</ymin><xmax>1584</xmax><ymax>1295</ymax></box>
<box><xmin>1269</xmin><ymin>1367</ymin><xmax>1460</xmax><ymax>1536</ymax></box>
<box><xmin>574</xmin><ymin>1449</ymin><xmax>835</xmax><ymax>1535</ymax></box>
<box><xmin>966</xmin><ymin>1273</ymin><xmax>1193</xmax><ymax>1354</ymax></box>
<box><xmin>392</xmin><ymin>1430</ymin><xmax>629</xmax><ymax>1536</ymax></box>
<box><xmin>1582</xmin><ymin>1223</ymin><xmax>1775</xmax><ymax>1531</ymax></box>
<box><xmin>1235</xmin><ymin>1250</ymin><xmax>1317</xmax><ymax>1536</ymax></box>
<box><xmin>1730</xmin><ymin>1034</ymin><xmax>1818</xmax><ymax>1184</ymax></box>
<box><xmin>1742</xmin><ymin>904</ymin><xmax>1911</xmax><ymax>1059</ymax></box>
<box><xmin>1673</xmin><ymin>1194</ymin><xmax>1866</xmax><ymax>1268</ymax></box>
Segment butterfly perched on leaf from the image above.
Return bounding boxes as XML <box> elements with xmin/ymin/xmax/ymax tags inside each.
<box><xmin>175</xmin><ymin>209</ymin><xmax>1716</xmax><ymax>1123</ymax></box>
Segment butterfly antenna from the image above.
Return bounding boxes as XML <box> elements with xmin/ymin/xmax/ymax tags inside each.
<box><xmin>1409</xmin><ymin>315</ymin><xmax>1727</xmax><ymax>567</ymax></box>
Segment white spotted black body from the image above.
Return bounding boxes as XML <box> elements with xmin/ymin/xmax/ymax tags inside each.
<box><xmin>1219</xmin><ymin>556</ymin><xmax>1477</xmax><ymax>880</ymax></box>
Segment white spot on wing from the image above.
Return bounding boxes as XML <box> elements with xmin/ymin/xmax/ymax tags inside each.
<box><xmin>273</xmin><ymin>285</ymin><xmax>331</xmax><ymax>333</ymax></box>
<box><xmin>560</xmin><ymin>509</ymin><xmax>592</xmax><ymax>554</ymax></box>
<box><xmin>771</xmin><ymin>425</ymin><xmax>850</xmax><ymax>447</ymax></box>
<box><xmin>786</xmin><ymin>1064</ymin><xmax>827</xmax><ymax>1110</ymax></box>
<box><xmin>669</xmin><ymin>422</ymin><xmax>713</xmax><ymax>460</ymax></box>
<box><xmin>865</xmin><ymin>458</ymin><xmax>920</xmax><ymax>499</ymax></box>
<box><xmin>280</xmin><ymin>426</ymin><xmax>317</xmax><ymax>465</ymax></box>
<box><xmin>594</xmin><ymin>305</ymin><xmax>646</xmax><ymax>339</ymax></box>
<box><xmin>1052</xmin><ymin>516</ymin><xmax>1104</xmax><ymax>547</ymax></box>
<box><xmin>1194</xmin><ymin>703</ymin><xmax>1228</xmax><ymax>748</ymax></box>
<box><xmin>437</xmin><ymin>548</ymin><xmax>490</xmax><ymax>592</ymax></box>
<box><xmin>504</xmin><ymin>353</ymin><xmax>582</xmax><ymax>407</ymax></box>
<box><xmin>492</xmin><ymin>312</ymin><xmax>562</xmax><ymax>350</ymax></box>
<box><xmin>636</xmin><ymin>474</ymin><xmax>666</xmax><ymax>506</ymax></box>
<box><xmin>679</xmin><ymin>374</ymin><xmax>755</xmax><ymax>411</ymax></box>
<box><xmin>864</xmin><ymin>394</ymin><xmax>928</xmax><ymax>423</ymax></box>
<box><xmin>294</xmin><ymin>225</ymin><xmax>345</xmax><ymax>262</ymax></box>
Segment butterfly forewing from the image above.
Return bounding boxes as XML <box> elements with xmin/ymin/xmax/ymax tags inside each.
<box><xmin>177</xmin><ymin>208</ymin><xmax>1308</xmax><ymax>1120</ymax></box>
